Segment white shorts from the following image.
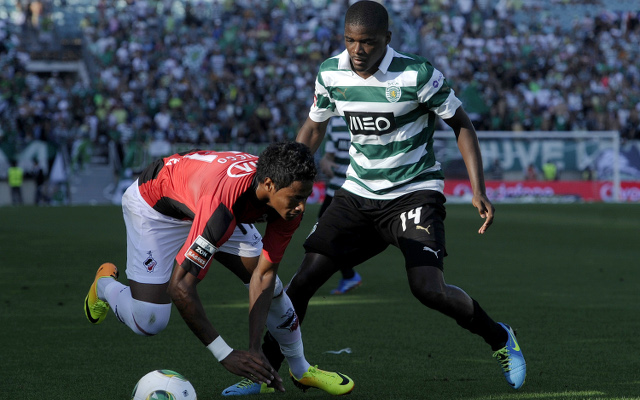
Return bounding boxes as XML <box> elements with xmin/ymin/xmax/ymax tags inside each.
<box><xmin>122</xmin><ymin>182</ymin><xmax>263</xmax><ymax>284</ymax></box>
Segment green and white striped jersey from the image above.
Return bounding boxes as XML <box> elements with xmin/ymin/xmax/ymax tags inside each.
<box><xmin>323</xmin><ymin>117</ymin><xmax>350</xmax><ymax>197</ymax></box>
<box><xmin>309</xmin><ymin>46</ymin><xmax>462</xmax><ymax>200</ymax></box>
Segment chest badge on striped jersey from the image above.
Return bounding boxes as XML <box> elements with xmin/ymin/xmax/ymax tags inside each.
<box><xmin>386</xmin><ymin>85</ymin><xmax>401</xmax><ymax>103</ymax></box>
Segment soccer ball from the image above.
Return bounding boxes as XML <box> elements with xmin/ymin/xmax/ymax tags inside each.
<box><xmin>131</xmin><ymin>369</ymin><xmax>197</xmax><ymax>400</ymax></box>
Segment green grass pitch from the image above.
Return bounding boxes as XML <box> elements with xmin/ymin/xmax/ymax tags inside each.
<box><xmin>1</xmin><ymin>203</ymin><xmax>639</xmax><ymax>399</ymax></box>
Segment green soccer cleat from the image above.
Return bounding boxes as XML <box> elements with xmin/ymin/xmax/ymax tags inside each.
<box><xmin>493</xmin><ymin>322</ymin><xmax>526</xmax><ymax>389</ymax></box>
<box><xmin>290</xmin><ymin>365</ymin><xmax>354</xmax><ymax>396</ymax></box>
<box><xmin>221</xmin><ymin>378</ymin><xmax>275</xmax><ymax>396</ymax></box>
<box><xmin>84</xmin><ymin>262</ymin><xmax>118</xmax><ymax>324</ymax></box>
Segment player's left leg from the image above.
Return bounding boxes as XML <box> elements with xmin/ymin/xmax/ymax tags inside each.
<box><xmin>216</xmin><ymin>227</ymin><xmax>354</xmax><ymax>396</ymax></box>
<box><xmin>217</xmin><ymin>266</ymin><xmax>354</xmax><ymax>396</ymax></box>
<box><xmin>406</xmin><ymin>265</ymin><xmax>525</xmax><ymax>389</ymax></box>
<box><xmin>260</xmin><ymin>192</ymin><xmax>383</xmax><ymax>394</ymax></box>
<box><xmin>392</xmin><ymin>190</ymin><xmax>525</xmax><ymax>389</ymax></box>
<box><xmin>406</xmin><ymin>265</ymin><xmax>506</xmax><ymax>347</ymax></box>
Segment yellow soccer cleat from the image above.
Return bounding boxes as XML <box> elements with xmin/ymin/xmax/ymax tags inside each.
<box><xmin>84</xmin><ymin>262</ymin><xmax>118</xmax><ymax>324</ymax></box>
<box><xmin>290</xmin><ymin>366</ymin><xmax>354</xmax><ymax>396</ymax></box>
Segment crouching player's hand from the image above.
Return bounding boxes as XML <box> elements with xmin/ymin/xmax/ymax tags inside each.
<box><xmin>221</xmin><ymin>349</ymin><xmax>285</xmax><ymax>392</ymax></box>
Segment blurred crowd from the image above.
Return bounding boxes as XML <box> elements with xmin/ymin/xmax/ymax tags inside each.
<box><xmin>411</xmin><ymin>0</ymin><xmax>640</xmax><ymax>137</ymax></box>
<box><xmin>1</xmin><ymin>0</ymin><xmax>640</xmax><ymax>170</ymax></box>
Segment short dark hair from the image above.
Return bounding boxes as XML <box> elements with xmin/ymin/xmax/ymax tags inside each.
<box><xmin>256</xmin><ymin>142</ymin><xmax>317</xmax><ymax>190</ymax></box>
<box><xmin>345</xmin><ymin>1</ymin><xmax>389</xmax><ymax>32</ymax></box>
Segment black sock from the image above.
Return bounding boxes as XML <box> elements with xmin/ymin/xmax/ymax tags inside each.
<box><xmin>342</xmin><ymin>268</ymin><xmax>355</xmax><ymax>280</ymax></box>
<box><xmin>457</xmin><ymin>299</ymin><xmax>508</xmax><ymax>351</ymax></box>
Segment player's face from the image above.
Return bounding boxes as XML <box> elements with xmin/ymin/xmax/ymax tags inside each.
<box><xmin>268</xmin><ymin>180</ymin><xmax>314</xmax><ymax>220</ymax></box>
<box><xmin>344</xmin><ymin>23</ymin><xmax>391</xmax><ymax>79</ymax></box>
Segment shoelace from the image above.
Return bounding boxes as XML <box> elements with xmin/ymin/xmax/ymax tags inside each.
<box><xmin>91</xmin><ymin>299</ymin><xmax>109</xmax><ymax>313</ymax></box>
<box><xmin>309</xmin><ymin>366</ymin><xmax>332</xmax><ymax>375</ymax></box>
<box><xmin>305</xmin><ymin>366</ymin><xmax>339</xmax><ymax>383</ymax></box>
<box><xmin>493</xmin><ymin>348</ymin><xmax>512</xmax><ymax>372</ymax></box>
<box><xmin>236</xmin><ymin>378</ymin><xmax>256</xmax><ymax>389</ymax></box>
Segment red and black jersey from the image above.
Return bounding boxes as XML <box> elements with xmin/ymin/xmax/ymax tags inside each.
<box><xmin>137</xmin><ymin>150</ymin><xmax>302</xmax><ymax>280</ymax></box>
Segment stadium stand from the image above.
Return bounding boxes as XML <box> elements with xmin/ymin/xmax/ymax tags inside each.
<box><xmin>0</xmin><ymin>0</ymin><xmax>639</xmax><ymax>205</ymax></box>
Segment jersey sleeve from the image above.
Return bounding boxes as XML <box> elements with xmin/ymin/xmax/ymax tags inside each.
<box><xmin>260</xmin><ymin>214</ymin><xmax>303</xmax><ymax>263</ymax></box>
<box><xmin>309</xmin><ymin>72</ymin><xmax>339</xmax><ymax>123</ymax></box>
<box><xmin>175</xmin><ymin>198</ymin><xmax>237</xmax><ymax>280</ymax></box>
<box><xmin>416</xmin><ymin>65</ymin><xmax>462</xmax><ymax>119</ymax></box>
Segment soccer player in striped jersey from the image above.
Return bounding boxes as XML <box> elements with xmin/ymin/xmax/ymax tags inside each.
<box><xmin>263</xmin><ymin>0</ymin><xmax>526</xmax><ymax>392</ymax></box>
<box><xmin>319</xmin><ymin>117</ymin><xmax>363</xmax><ymax>294</ymax></box>
<box><xmin>83</xmin><ymin>142</ymin><xmax>354</xmax><ymax>395</ymax></box>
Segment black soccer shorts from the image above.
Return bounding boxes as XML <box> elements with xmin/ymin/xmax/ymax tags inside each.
<box><xmin>304</xmin><ymin>189</ymin><xmax>447</xmax><ymax>270</ymax></box>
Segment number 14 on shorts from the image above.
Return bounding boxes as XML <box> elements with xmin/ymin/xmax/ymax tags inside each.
<box><xmin>400</xmin><ymin>207</ymin><xmax>422</xmax><ymax>231</ymax></box>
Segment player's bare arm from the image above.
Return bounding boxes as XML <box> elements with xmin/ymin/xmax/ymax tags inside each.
<box><xmin>296</xmin><ymin>117</ymin><xmax>330</xmax><ymax>154</ymax></box>
<box><xmin>245</xmin><ymin>256</ymin><xmax>286</xmax><ymax>391</ymax></box>
<box><xmin>444</xmin><ymin>107</ymin><xmax>495</xmax><ymax>234</ymax></box>
<box><xmin>168</xmin><ymin>261</ymin><xmax>282</xmax><ymax>389</ymax></box>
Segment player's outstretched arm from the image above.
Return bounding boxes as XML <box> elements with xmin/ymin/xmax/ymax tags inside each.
<box><xmin>296</xmin><ymin>117</ymin><xmax>330</xmax><ymax>154</ymax></box>
<box><xmin>247</xmin><ymin>256</ymin><xmax>278</xmax><ymax>350</ymax></box>
<box><xmin>168</xmin><ymin>262</ymin><xmax>283</xmax><ymax>391</ymax></box>
<box><xmin>444</xmin><ymin>107</ymin><xmax>495</xmax><ymax>234</ymax></box>
<box><xmin>245</xmin><ymin>255</ymin><xmax>286</xmax><ymax>390</ymax></box>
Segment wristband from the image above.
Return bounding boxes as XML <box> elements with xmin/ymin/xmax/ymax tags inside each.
<box><xmin>207</xmin><ymin>336</ymin><xmax>234</xmax><ymax>362</ymax></box>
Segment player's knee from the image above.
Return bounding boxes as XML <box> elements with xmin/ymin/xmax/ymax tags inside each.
<box><xmin>410</xmin><ymin>283</ymin><xmax>446</xmax><ymax>309</ymax></box>
<box><xmin>131</xmin><ymin>300</ymin><xmax>172</xmax><ymax>336</ymax></box>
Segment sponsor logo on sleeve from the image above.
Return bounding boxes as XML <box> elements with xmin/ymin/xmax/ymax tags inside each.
<box><xmin>433</xmin><ymin>73</ymin><xmax>444</xmax><ymax>88</ymax></box>
<box><xmin>185</xmin><ymin>236</ymin><xmax>217</xmax><ymax>269</ymax></box>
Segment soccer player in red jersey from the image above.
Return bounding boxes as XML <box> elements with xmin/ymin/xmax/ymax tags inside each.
<box><xmin>84</xmin><ymin>142</ymin><xmax>354</xmax><ymax>395</ymax></box>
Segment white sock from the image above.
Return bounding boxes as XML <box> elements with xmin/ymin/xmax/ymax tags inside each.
<box><xmin>96</xmin><ymin>276</ymin><xmax>116</xmax><ymax>301</ymax></box>
<box><xmin>103</xmin><ymin>280</ymin><xmax>171</xmax><ymax>336</ymax></box>
<box><xmin>281</xmin><ymin>342</ymin><xmax>310</xmax><ymax>379</ymax></box>
<box><xmin>253</xmin><ymin>277</ymin><xmax>311</xmax><ymax>379</ymax></box>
